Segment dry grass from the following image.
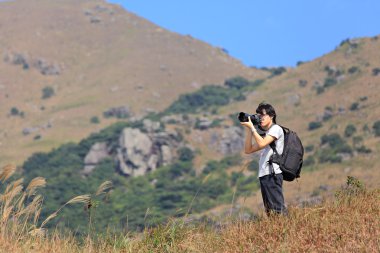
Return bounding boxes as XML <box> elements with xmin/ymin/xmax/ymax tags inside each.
<box><xmin>0</xmin><ymin>163</ymin><xmax>378</xmax><ymax>252</ymax></box>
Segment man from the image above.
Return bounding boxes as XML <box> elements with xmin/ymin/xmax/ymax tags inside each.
<box><xmin>240</xmin><ymin>103</ymin><xmax>287</xmax><ymax>215</ymax></box>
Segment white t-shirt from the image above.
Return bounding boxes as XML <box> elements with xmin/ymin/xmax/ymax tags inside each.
<box><xmin>258</xmin><ymin>124</ymin><xmax>284</xmax><ymax>178</ymax></box>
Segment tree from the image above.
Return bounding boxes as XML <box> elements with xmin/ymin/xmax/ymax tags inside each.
<box><xmin>344</xmin><ymin>124</ymin><xmax>357</xmax><ymax>138</ymax></box>
<box><xmin>42</xmin><ymin>86</ymin><xmax>55</xmax><ymax>99</ymax></box>
<box><xmin>373</xmin><ymin>120</ymin><xmax>380</xmax><ymax>137</ymax></box>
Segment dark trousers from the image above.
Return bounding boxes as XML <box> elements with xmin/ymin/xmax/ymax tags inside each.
<box><xmin>259</xmin><ymin>173</ymin><xmax>287</xmax><ymax>215</ymax></box>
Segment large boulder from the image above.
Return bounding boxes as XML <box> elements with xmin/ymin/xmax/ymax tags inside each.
<box><xmin>116</xmin><ymin>127</ymin><xmax>179</xmax><ymax>177</ymax></box>
<box><xmin>212</xmin><ymin>126</ymin><xmax>244</xmax><ymax>155</ymax></box>
<box><xmin>82</xmin><ymin>123</ymin><xmax>182</xmax><ymax>177</ymax></box>
<box><xmin>83</xmin><ymin>142</ymin><xmax>111</xmax><ymax>174</ymax></box>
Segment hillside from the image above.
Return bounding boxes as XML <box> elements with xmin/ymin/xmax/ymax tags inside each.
<box><xmin>14</xmin><ymin>35</ymin><xmax>380</xmax><ymax>233</ymax></box>
<box><xmin>0</xmin><ymin>0</ymin><xmax>380</xmax><ymax>239</ymax></box>
<box><xmin>1</xmin><ymin>171</ymin><xmax>378</xmax><ymax>252</ymax></box>
<box><xmin>0</xmin><ymin>0</ymin><xmax>266</xmax><ymax>165</ymax></box>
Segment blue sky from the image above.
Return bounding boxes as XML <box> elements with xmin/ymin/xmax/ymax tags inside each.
<box><xmin>108</xmin><ymin>1</ymin><xmax>380</xmax><ymax>67</ymax></box>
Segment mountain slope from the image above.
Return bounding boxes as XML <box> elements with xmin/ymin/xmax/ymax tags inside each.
<box><xmin>0</xmin><ymin>0</ymin><xmax>266</xmax><ymax>164</ymax></box>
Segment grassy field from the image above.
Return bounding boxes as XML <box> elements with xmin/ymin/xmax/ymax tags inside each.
<box><xmin>0</xmin><ymin>164</ymin><xmax>379</xmax><ymax>253</ymax></box>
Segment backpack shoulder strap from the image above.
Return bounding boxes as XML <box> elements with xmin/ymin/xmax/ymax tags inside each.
<box><xmin>269</xmin><ymin>124</ymin><xmax>279</xmax><ymax>154</ymax></box>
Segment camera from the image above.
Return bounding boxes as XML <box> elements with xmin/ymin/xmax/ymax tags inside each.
<box><xmin>237</xmin><ymin>112</ymin><xmax>261</xmax><ymax>125</ymax></box>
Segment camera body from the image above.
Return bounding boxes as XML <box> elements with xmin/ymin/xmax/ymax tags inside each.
<box><xmin>238</xmin><ymin>112</ymin><xmax>261</xmax><ymax>125</ymax></box>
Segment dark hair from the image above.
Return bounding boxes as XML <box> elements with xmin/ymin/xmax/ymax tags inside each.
<box><xmin>256</xmin><ymin>103</ymin><xmax>277</xmax><ymax>123</ymax></box>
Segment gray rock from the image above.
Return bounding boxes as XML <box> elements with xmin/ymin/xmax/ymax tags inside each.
<box><xmin>117</xmin><ymin>128</ymin><xmax>152</xmax><ymax>176</ymax></box>
<box><xmin>195</xmin><ymin>117</ymin><xmax>213</xmax><ymax>130</ymax></box>
<box><xmin>217</xmin><ymin>126</ymin><xmax>244</xmax><ymax>155</ymax></box>
<box><xmin>288</xmin><ymin>93</ymin><xmax>301</xmax><ymax>106</ymax></box>
<box><xmin>90</xmin><ymin>16</ymin><xmax>101</xmax><ymax>23</ymax></box>
<box><xmin>103</xmin><ymin>106</ymin><xmax>130</xmax><ymax>118</ymax></box>
<box><xmin>161</xmin><ymin>145</ymin><xmax>172</xmax><ymax>166</ymax></box>
<box><xmin>22</xmin><ymin>127</ymin><xmax>39</xmax><ymax>136</ymax></box>
<box><xmin>83</xmin><ymin>142</ymin><xmax>110</xmax><ymax>174</ymax></box>
<box><xmin>143</xmin><ymin>119</ymin><xmax>161</xmax><ymax>132</ymax></box>
<box><xmin>33</xmin><ymin>59</ymin><xmax>61</xmax><ymax>75</ymax></box>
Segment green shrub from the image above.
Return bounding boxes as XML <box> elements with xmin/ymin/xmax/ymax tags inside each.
<box><xmin>231</xmin><ymin>172</ymin><xmax>244</xmax><ymax>186</ymax></box>
<box><xmin>362</xmin><ymin>124</ymin><xmax>370</xmax><ymax>133</ymax></box>
<box><xmin>90</xmin><ymin>116</ymin><xmax>100</xmax><ymax>124</ymax></box>
<box><xmin>10</xmin><ymin>107</ymin><xmax>20</xmax><ymax>116</ymax></box>
<box><xmin>323</xmin><ymin>77</ymin><xmax>337</xmax><ymax>88</ymax></box>
<box><xmin>348</xmin><ymin>66</ymin><xmax>359</xmax><ymax>74</ymax></box>
<box><xmin>177</xmin><ymin>147</ymin><xmax>195</xmax><ymax>162</ymax></box>
<box><xmin>224</xmin><ymin>76</ymin><xmax>251</xmax><ymax>90</ymax></box>
<box><xmin>165</xmin><ymin>85</ymin><xmax>231</xmax><ymax>114</ymax></box>
<box><xmin>298</xmin><ymin>79</ymin><xmax>308</xmax><ymax>87</ymax></box>
<box><xmin>303</xmin><ymin>155</ymin><xmax>315</xmax><ymax>167</ymax></box>
<box><xmin>42</xmin><ymin>86</ymin><xmax>55</xmax><ymax>99</ymax></box>
<box><xmin>344</xmin><ymin>124</ymin><xmax>357</xmax><ymax>138</ymax></box>
<box><xmin>247</xmin><ymin>160</ymin><xmax>259</xmax><ymax>172</ymax></box>
<box><xmin>269</xmin><ymin>67</ymin><xmax>286</xmax><ymax>77</ymax></box>
<box><xmin>372</xmin><ymin>68</ymin><xmax>380</xmax><ymax>76</ymax></box>
<box><xmin>316</xmin><ymin>86</ymin><xmax>325</xmax><ymax>94</ymax></box>
<box><xmin>236</xmin><ymin>175</ymin><xmax>259</xmax><ymax>196</ymax></box>
<box><xmin>321</xmin><ymin>133</ymin><xmax>345</xmax><ymax>148</ymax></box>
<box><xmin>296</xmin><ymin>61</ymin><xmax>305</xmax><ymax>66</ymax></box>
<box><xmin>318</xmin><ymin>149</ymin><xmax>342</xmax><ymax>163</ymax></box>
<box><xmin>305</xmin><ymin>145</ymin><xmax>314</xmax><ymax>153</ymax></box>
<box><xmin>308</xmin><ymin>121</ymin><xmax>322</xmax><ymax>131</ymax></box>
<box><xmin>349</xmin><ymin>102</ymin><xmax>359</xmax><ymax>111</ymax></box>
<box><xmin>352</xmin><ymin>136</ymin><xmax>363</xmax><ymax>147</ymax></box>
<box><xmin>355</xmin><ymin>145</ymin><xmax>372</xmax><ymax>154</ymax></box>
<box><xmin>373</xmin><ymin>120</ymin><xmax>380</xmax><ymax>136</ymax></box>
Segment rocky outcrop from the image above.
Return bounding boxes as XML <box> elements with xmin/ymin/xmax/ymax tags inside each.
<box><xmin>211</xmin><ymin>126</ymin><xmax>244</xmax><ymax>155</ymax></box>
<box><xmin>3</xmin><ymin>52</ymin><xmax>61</xmax><ymax>75</ymax></box>
<box><xmin>82</xmin><ymin>119</ymin><xmax>183</xmax><ymax>177</ymax></box>
<box><xmin>116</xmin><ymin>123</ymin><xmax>182</xmax><ymax>176</ymax></box>
<box><xmin>83</xmin><ymin>142</ymin><xmax>111</xmax><ymax>174</ymax></box>
<box><xmin>103</xmin><ymin>106</ymin><xmax>131</xmax><ymax>119</ymax></box>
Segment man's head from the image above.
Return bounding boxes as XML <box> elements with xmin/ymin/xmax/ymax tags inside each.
<box><xmin>256</xmin><ymin>103</ymin><xmax>277</xmax><ymax>128</ymax></box>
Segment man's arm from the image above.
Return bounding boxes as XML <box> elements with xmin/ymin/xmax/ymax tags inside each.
<box><xmin>251</xmin><ymin>128</ymin><xmax>276</xmax><ymax>150</ymax></box>
<box><xmin>244</xmin><ymin>127</ymin><xmax>259</xmax><ymax>154</ymax></box>
<box><xmin>241</xmin><ymin>120</ymin><xmax>276</xmax><ymax>153</ymax></box>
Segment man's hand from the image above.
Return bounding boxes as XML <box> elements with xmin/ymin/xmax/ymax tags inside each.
<box><xmin>240</xmin><ymin>116</ymin><xmax>255</xmax><ymax>132</ymax></box>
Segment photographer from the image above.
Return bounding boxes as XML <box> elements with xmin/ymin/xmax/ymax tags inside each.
<box><xmin>240</xmin><ymin>103</ymin><xmax>287</xmax><ymax>215</ymax></box>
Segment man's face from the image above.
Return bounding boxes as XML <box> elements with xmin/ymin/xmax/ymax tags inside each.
<box><xmin>258</xmin><ymin>109</ymin><xmax>272</xmax><ymax>128</ymax></box>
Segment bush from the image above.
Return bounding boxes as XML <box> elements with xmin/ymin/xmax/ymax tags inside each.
<box><xmin>316</xmin><ymin>86</ymin><xmax>325</xmax><ymax>95</ymax></box>
<box><xmin>42</xmin><ymin>86</ymin><xmax>55</xmax><ymax>99</ymax></box>
<box><xmin>318</xmin><ymin>149</ymin><xmax>342</xmax><ymax>163</ymax></box>
<box><xmin>10</xmin><ymin>107</ymin><xmax>19</xmax><ymax>116</ymax></box>
<box><xmin>344</xmin><ymin>124</ymin><xmax>357</xmax><ymax>138</ymax></box>
<box><xmin>373</xmin><ymin>120</ymin><xmax>380</xmax><ymax>137</ymax></box>
<box><xmin>348</xmin><ymin>66</ymin><xmax>359</xmax><ymax>74</ymax></box>
<box><xmin>372</xmin><ymin>68</ymin><xmax>380</xmax><ymax>76</ymax></box>
<box><xmin>352</xmin><ymin>136</ymin><xmax>363</xmax><ymax>147</ymax></box>
<box><xmin>355</xmin><ymin>145</ymin><xmax>372</xmax><ymax>154</ymax></box>
<box><xmin>349</xmin><ymin>102</ymin><xmax>359</xmax><ymax>111</ymax></box>
<box><xmin>90</xmin><ymin>116</ymin><xmax>100</xmax><ymax>124</ymax></box>
<box><xmin>305</xmin><ymin>145</ymin><xmax>314</xmax><ymax>153</ymax></box>
<box><xmin>224</xmin><ymin>76</ymin><xmax>251</xmax><ymax>90</ymax></box>
<box><xmin>231</xmin><ymin>172</ymin><xmax>244</xmax><ymax>186</ymax></box>
<box><xmin>323</xmin><ymin>77</ymin><xmax>337</xmax><ymax>88</ymax></box>
<box><xmin>298</xmin><ymin>79</ymin><xmax>308</xmax><ymax>87</ymax></box>
<box><xmin>308</xmin><ymin>121</ymin><xmax>322</xmax><ymax>131</ymax></box>
<box><xmin>177</xmin><ymin>147</ymin><xmax>195</xmax><ymax>162</ymax></box>
<box><xmin>321</xmin><ymin>133</ymin><xmax>345</xmax><ymax>148</ymax></box>
<box><xmin>247</xmin><ymin>160</ymin><xmax>259</xmax><ymax>172</ymax></box>
<box><xmin>268</xmin><ymin>67</ymin><xmax>286</xmax><ymax>77</ymax></box>
<box><xmin>165</xmin><ymin>85</ymin><xmax>231</xmax><ymax>114</ymax></box>
<box><xmin>303</xmin><ymin>156</ymin><xmax>315</xmax><ymax>167</ymax></box>
<box><xmin>296</xmin><ymin>61</ymin><xmax>305</xmax><ymax>66</ymax></box>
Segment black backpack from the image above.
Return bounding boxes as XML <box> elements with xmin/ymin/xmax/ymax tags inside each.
<box><xmin>269</xmin><ymin>125</ymin><xmax>304</xmax><ymax>181</ymax></box>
